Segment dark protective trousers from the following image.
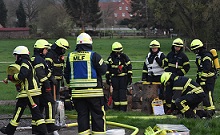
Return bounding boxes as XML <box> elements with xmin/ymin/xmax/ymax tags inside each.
<box><xmin>164</xmin><ymin>85</ymin><xmax>173</xmax><ymax>110</ymax></box>
<box><xmin>111</xmin><ymin>76</ymin><xmax>128</xmax><ymax>111</ymax></box>
<box><xmin>39</xmin><ymin>89</ymin><xmax>56</xmax><ymax>124</ymax></box>
<box><xmin>5</xmin><ymin>96</ymin><xmax>47</xmax><ymax>135</ymax></box>
<box><xmin>175</xmin><ymin>93</ymin><xmax>205</xmax><ymax>118</ymax></box>
<box><xmin>73</xmin><ymin>97</ymin><xmax>105</xmax><ymax>134</ymax></box>
<box><xmin>200</xmin><ymin>77</ymin><xmax>216</xmax><ymax>111</ymax></box>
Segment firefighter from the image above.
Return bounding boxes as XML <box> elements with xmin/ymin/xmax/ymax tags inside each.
<box><xmin>64</xmin><ymin>33</ymin><xmax>107</xmax><ymax>135</ymax></box>
<box><xmin>164</xmin><ymin>38</ymin><xmax>190</xmax><ymax>112</ymax></box>
<box><xmin>0</xmin><ymin>46</ymin><xmax>47</xmax><ymax>135</ymax></box>
<box><xmin>160</xmin><ymin>72</ymin><xmax>206</xmax><ymax>118</ymax></box>
<box><xmin>190</xmin><ymin>39</ymin><xmax>216</xmax><ymax>118</ymax></box>
<box><xmin>142</xmin><ymin>40</ymin><xmax>165</xmax><ymax>82</ymax></box>
<box><xmin>106</xmin><ymin>42</ymin><xmax>132</xmax><ymax>111</ymax></box>
<box><xmin>31</xmin><ymin>39</ymin><xmax>61</xmax><ymax>133</ymax></box>
<box><xmin>45</xmin><ymin>38</ymin><xmax>69</xmax><ymax>100</ymax></box>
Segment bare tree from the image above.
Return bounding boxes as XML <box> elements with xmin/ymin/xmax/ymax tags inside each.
<box><xmin>22</xmin><ymin>0</ymin><xmax>39</xmax><ymax>23</ymax></box>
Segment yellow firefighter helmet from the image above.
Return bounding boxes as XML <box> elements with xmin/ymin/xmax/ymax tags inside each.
<box><xmin>172</xmin><ymin>38</ymin><xmax>183</xmax><ymax>47</ymax></box>
<box><xmin>55</xmin><ymin>38</ymin><xmax>69</xmax><ymax>50</ymax></box>
<box><xmin>190</xmin><ymin>39</ymin><xmax>203</xmax><ymax>51</ymax></box>
<box><xmin>112</xmin><ymin>42</ymin><xmax>123</xmax><ymax>52</ymax></box>
<box><xmin>160</xmin><ymin>72</ymin><xmax>172</xmax><ymax>85</ymax></box>
<box><xmin>34</xmin><ymin>39</ymin><xmax>51</xmax><ymax>49</ymax></box>
<box><xmin>149</xmin><ymin>40</ymin><xmax>160</xmax><ymax>48</ymax></box>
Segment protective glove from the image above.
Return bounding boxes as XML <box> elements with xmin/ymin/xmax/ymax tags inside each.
<box><xmin>155</xmin><ymin>55</ymin><xmax>160</xmax><ymax>63</ymax></box>
<box><xmin>105</xmin><ymin>73</ymin><xmax>111</xmax><ymax>85</ymax></box>
<box><xmin>8</xmin><ymin>75</ymin><xmax>15</xmax><ymax>81</ymax></box>
<box><xmin>172</xmin><ymin>110</ymin><xmax>180</xmax><ymax>115</ymax></box>
<box><xmin>50</xmin><ymin>76</ymin><xmax>57</xmax><ymax>85</ymax></box>
<box><xmin>15</xmin><ymin>83</ymin><xmax>21</xmax><ymax>92</ymax></box>
<box><xmin>118</xmin><ymin>65</ymin><xmax>123</xmax><ymax>73</ymax></box>
<box><xmin>46</xmin><ymin>87</ymin><xmax>51</xmax><ymax>92</ymax></box>
<box><xmin>106</xmin><ymin>79</ymin><xmax>111</xmax><ymax>85</ymax></box>
<box><xmin>127</xmin><ymin>73</ymin><xmax>132</xmax><ymax>85</ymax></box>
<box><xmin>166</xmin><ymin>109</ymin><xmax>173</xmax><ymax>115</ymax></box>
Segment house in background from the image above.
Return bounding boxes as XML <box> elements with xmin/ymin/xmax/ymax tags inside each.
<box><xmin>99</xmin><ymin>0</ymin><xmax>131</xmax><ymax>27</ymax></box>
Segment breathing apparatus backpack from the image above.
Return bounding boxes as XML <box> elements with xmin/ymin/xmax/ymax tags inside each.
<box><xmin>210</xmin><ymin>49</ymin><xmax>220</xmax><ymax>76</ymax></box>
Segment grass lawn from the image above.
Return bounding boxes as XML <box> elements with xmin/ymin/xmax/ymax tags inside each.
<box><xmin>0</xmin><ymin>37</ymin><xmax>220</xmax><ymax>134</ymax></box>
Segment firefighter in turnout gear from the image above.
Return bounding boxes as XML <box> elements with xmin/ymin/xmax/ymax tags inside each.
<box><xmin>31</xmin><ymin>39</ymin><xmax>61</xmax><ymax>133</ymax></box>
<box><xmin>142</xmin><ymin>40</ymin><xmax>165</xmax><ymax>82</ymax></box>
<box><xmin>164</xmin><ymin>38</ymin><xmax>190</xmax><ymax>113</ymax></box>
<box><xmin>45</xmin><ymin>38</ymin><xmax>69</xmax><ymax>100</ymax></box>
<box><xmin>160</xmin><ymin>72</ymin><xmax>206</xmax><ymax>118</ymax></box>
<box><xmin>0</xmin><ymin>46</ymin><xmax>47</xmax><ymax>135</ymax></box>
<box><xmin>64</xmin><ymin>33</ymin><xmax>107</xmax><ymax>135</ymax></box>
<box><xmin>106</xmin><ymin>42</ymin><xmax>132</xmax><ymax>111</ymax></box>
<box><xmin>190</xmin><ymin>39</ymin><xmax>216</xmax><ymax>118</ymax></box>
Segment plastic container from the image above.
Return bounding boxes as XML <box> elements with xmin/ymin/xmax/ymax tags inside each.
<box><xmin>106</xmin><ymin>129</ymin><xmax>125</xmax><ymax>135</ymax></box>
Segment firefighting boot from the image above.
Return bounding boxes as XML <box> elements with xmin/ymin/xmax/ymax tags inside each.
<box><xmin>0</xmin><ymin>126</ymin><xmax>7</xmax><ymax>134</ymax></box>
<box><xmin>46</xmin><ymin>123</ymin><xmax>62</xmax><ymax>133</ymax></box>
<box><xmin>184</xmin><ymin>109</ymin><xmax>196</xmax><ymax>118</ymax></box>
<box><xmin>35</xmin><ymin>123</ymin><xmax>48</xmax><ymax>135</ymax></box>
<box><xmin>0</xmin><ymin>124</ymin><xmax>16</xmax><ymax>135</ymax></box>
<box><xmin>120</xmin><ymin>105</ymin><xmax>127</xmax><ymax>112</ymax></box>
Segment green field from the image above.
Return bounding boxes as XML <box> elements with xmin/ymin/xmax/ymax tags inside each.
<box><xmin>0</xmin><ymin>37</ymin><xmax>220</xmax><ymax>134</ymax></box>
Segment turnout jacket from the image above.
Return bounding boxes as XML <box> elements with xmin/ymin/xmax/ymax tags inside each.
<box><xmin>195</xmin><ymin>49</ymin><xmax>216</xmax><ymax>85</ymax></box>
<box><xmin>13</xmin><ymin>55</ymin><xmax>41</xmax><ymax>98</ymax></box>
<box><xmin>164</xmin><ymin>50</ymin><xmax>190</xmax><ymax>76</ymax></box>
<box><xmin>106</xmin><ymin>52</ymin><xmax>132</xmax><ymax>77</ymax></box>
<box><xmin>64</xmin><ymin>44</ymin><xmax>107</xmax><ymax>98</ymax></box>
<box><xmin>45</xmin><ymin>50</ymin><xmax>64</xmax><ymax>80</ymax></box>
<box><xmin>31</xmin><ymin>53</ymin><xmax>51</xmax><ymax>92</ymax></box>
<box><xmin>171</xmin><ymin>76</ymin><xmax>205</xmax><ymax>107</ymax></box>
<box><xmin>142</xmin><ymin>51</ymin><xmax>165</xmax><ymax>80</ymax></box>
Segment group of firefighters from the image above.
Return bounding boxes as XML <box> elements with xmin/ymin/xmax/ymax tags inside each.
<box><xmin>0</xmin><ymin>32</ymin><xmax>218</xmax><ymax>135</ymax></box>
<box><xmin>143</xmin><ymin>38</ymin><xmax>217</xmax><ymax>119</ymax></box>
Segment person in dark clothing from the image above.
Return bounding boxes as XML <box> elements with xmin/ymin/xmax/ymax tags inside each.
<box><xmin>142</xmin><ymin>40</ymin><xmax>165</xmax><ymax>82</ymax></box>
<box><xmin>160</xmin><ymin>72</ymin><xmax>206</xmax><ymax>118</ymax></box>
<box><xmin>64</xmin><ymin>33</ymin><xmax>107</xmax><ymax>135</ymax></box>
<box><xmin>31</xmin><ymin>39</ymin><xmax>61</xmax><ymax>133</ymax></box>
<box><xmin>190</xmin><ymin>39</ymin><xmax>216</xmax><ymax>118</ymax></box>
<box><xmin>106</xmin><ymin>42</ymin><xmax>132</xmax><ymax>112</ymax></box>
<box><xmin>142</xmin><ymin>40</ymin><xmax>165</xmax><ymax>100</ymax></box>
<box><xmin>45</xmin><ymin>38</ymin><xmax>69</xmax><ymax>100</ymax></box>
<box><xmin>164</xmin><ymin>38</ymin><xmax>190</xmax><ymax>113</ymax></box>
<box><xmin>0</xmin><ymin>46</ymin><xmax>47</xmax><ymax>135</ymax></box>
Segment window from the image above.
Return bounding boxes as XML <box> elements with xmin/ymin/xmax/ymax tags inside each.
<box><xmin>114</xmin><ymin>13</ymin><xmax>118</xmax><ymax>17</ymax></box>
<box><xmin>126</xmin><ymin>7</ymin><xmax>128</xmax><ymax>10</ymax></box>
<box><xmin>122</xmin><ymin>13</ymin><xmax>125</xmax><ymax>17</ymax></box>
<box><xmin>119</xmin><ymin>7</ymin><xmax>122</xmax><ymax>10</ymax></box>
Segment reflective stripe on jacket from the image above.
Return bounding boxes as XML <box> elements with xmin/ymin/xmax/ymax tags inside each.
<box><xmin>68</xmin><ymin>51</ymin><xmax>104</xmax><ymax>97</ymax></box>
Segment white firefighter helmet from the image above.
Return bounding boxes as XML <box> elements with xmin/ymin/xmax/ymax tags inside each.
<box><xmin>76</xmin><ymin>33</ymin><xmax>93</xmax><ymax>45</ymax></box>
<box><xmin>13</xmin><ymin>46</ymin><xmax>29</xmax><ymax>55</ymax></box>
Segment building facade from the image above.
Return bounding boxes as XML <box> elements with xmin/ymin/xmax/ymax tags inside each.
<box><xmin>99</xmin><ymin>0</ymin><xmax>131</xmax><ymax>26</ymax></box>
